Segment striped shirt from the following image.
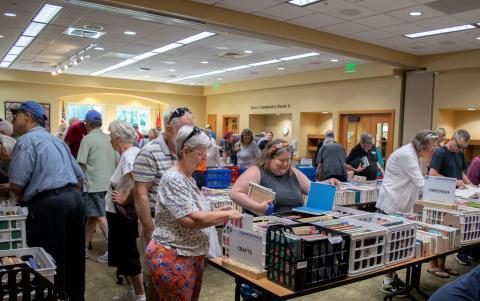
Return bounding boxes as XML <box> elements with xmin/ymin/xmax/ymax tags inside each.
<box><xmin>133</xmin><ymin>134</ymin><xmax>176</xmax><ymax>211</ymax></box>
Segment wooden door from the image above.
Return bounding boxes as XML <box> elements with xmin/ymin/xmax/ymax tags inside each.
<box><xmin>207</xmin><ymin>114</ymin><xmax>217</xmax><ymax>138</ymax></box>
<box><xmin>222</xmin><ymin>115</ymin><xmax>239</xmax><ymax>135</ymax></box>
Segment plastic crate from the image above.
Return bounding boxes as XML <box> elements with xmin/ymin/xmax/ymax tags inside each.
<box><xmin>314</xmin><ymin>218</ymin><xmax>386</xmax><ymax>276</ymax></box>
<box><xmin>348</xmin><ymin>214</ymin><xmax>416</xmax><ymax>265</ymax></box>
<box><xmin>265</xmin><ymin>223</ymin><xmax>350</xmax><ymax>291</ymax></box>
<box><xmin>0</xmin><ymin>207</ymin><xmax>27</xmax><ymax>251</ymax></box>
<box><xmin>0</xmin><ymin>263</ymin><xmax>66</xmax><ymax>300</ymax></box>
<box><xmin>422</xmin><ymin>206</ymin><xmax>480</xmax><ymax>243</ymax></box>
<box><xmin>274</xmin><ymin>211</ymin><xmax>335</xmax><ymax>224</ymax></box>
<box><xmin>297</xmin><ymin>167</ymin><xmax>317</xmax><ymax>182</ymax></box>
<box><xmin>331</xmin><ymin>206</ymin><xmax>371</xmax><ymax>219</ymax></box>
<box><xmin>206</xmin><ymin>169</ymin><xmax>232</xmax><ymax>188</ymax></box>
<box><xmin>0</xmin><ymin>247</ymin><xmax>56</xmax><ymax>283</ymax></box>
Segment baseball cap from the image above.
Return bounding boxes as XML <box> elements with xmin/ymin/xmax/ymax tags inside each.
<box><xmin>84</xmin><ymin>110</ymin><xmax>102</xmax><ymax>122</ymax></box>
<box><xmin>133</xmin><ymin>124</ymin><xmax>139</xmax><ymax>129</ymax></box>
<box><xmin>10</xmin><ymin>101</ymin><xmax>48</xmax><ymax>120</ymax></box>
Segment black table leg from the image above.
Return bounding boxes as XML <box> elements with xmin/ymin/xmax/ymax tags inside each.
<box><xmin>410</xmin><ymin>263</ymin><xmax>430</xmax><ymax>299</ymax></box>
<box><xmin>235</xmin><ymin>278</ymin><xmax>241</xmax><ymax>301</ymax></box>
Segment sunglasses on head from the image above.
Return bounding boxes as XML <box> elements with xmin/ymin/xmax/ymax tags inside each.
<box><xmin>270</xmin><ymin>143</ymin><xmax>292</xmax><ymax>155</ymax></box>
<box><xmin>181</xmin><ymin>126</ymin><xmax>201</xmax><ymax>149</ymax></box>
<box><xmin>454</xmin><ymin>138</ymin><xmax>467</xmax><ymax>150</ymax></box>
<box><xmin>168</xmin><ymin>107</ymin><xmax>191</xmax><ymax>125</ymax></box>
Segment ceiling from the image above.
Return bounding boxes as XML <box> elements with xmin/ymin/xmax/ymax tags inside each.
<box><xmin>0</xmin><ymin>0</ymin><xmax>479</xmax><ymax>86</ymax></box>
<box><xmin>0</xmin><ymin>0</ymin><xmax>367</xmax><ymax>86</ymax></box>
<box><xmin>192</xmin><ymin>0</ymin><xmax>480</xmax><ymax>56</ymax></box>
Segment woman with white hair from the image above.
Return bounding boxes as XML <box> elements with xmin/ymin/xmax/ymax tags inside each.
<box><xmin>106</xmin><ymin>120</ymin><xmax>145</xmax><ymax>301</ymax></box>
<box><xmin>146</xmin><ymin>125</ymin><xmax>242</xmax><ymax>301</ymax></box>
<box><xmin>0</xmin><ymin>135</ymin><xmax>16</xmax><ymax>195</ymax></box>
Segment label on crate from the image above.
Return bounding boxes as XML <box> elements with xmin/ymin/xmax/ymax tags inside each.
<box><xmin>297</xmin><ymin>261</ymin><xmax>307</xmax><ymax>269</ymax></box>
<box><xmin>423</xmin><ymin>176</ymin><xmax>456</xmax><ymax>203</ymax></box>
<box><xmin>228</xmin><ymin>226</ymin><xmax>263</xmax><ymax>271</ymax></box>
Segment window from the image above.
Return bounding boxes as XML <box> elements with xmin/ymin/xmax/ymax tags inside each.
<box><xmin>116</xmin><ymin>106</ymin><xmax>150</xmax><ymax>133</ymax></box>
<box><xmin>67</xmin><ymin>103</ymin><xmax>104</xmax><ymax>121</ymax></box>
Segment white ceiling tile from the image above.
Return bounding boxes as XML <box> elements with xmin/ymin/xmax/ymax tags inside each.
<box><xmin>382</xmin><ymin>22</ymin><xmax>425</xmax><ymax>35</ymax></box>
<box><xmin>446</xmin><ymin>28</ymin><xmax>480</xmax><ymax>43</ymax></box>
<box><xmin>354</xmin><ymin>14</ymin><xmax>406</xmax><ymax>28</ymax></box>
<box><xmin>414</xmin><ymin>15</ymin><xmax>469</xmax><ymax>30</ymax></box>
<box><xmin>412</xmin><ymin>0</ymin><xmax>438</xmax><ymax>4</ymax></box>
<box><xmin>386</xmin><ymin>5</ymin><xmax>445</xmax><ymax>22</ymax></box>
<box><xmin>356</xmin><ymin>0</ymin><xmax>418</xmax><ymax>13</ymax></box>
<box><xmin>289</xmin><ymin>12</ymin><xmax>345</xmax><ymax>28</ymax></box>
<box><xmin>253</xmin><ymin>12</ymin><xmax>286</xmax><ymax>21</ymax></box>
<box><xmin>452</xmin><ymin>8</ymin><xmax>480</xmax><ymax>23</ymax></box>
<box><xmin>307</xmin><ymin>1</ymin><xmax>377</xmax><ymax>20</ymax></box>
<box><xmin>322</xmin><ymin>21</ymin><xmax>372</xmax><ymax>35</ymax></box>
<box><xmin>349</xmin><ymin>29</ymin><xmax>396</xmax><ymax>41</ymax></box>
<box><xmin>373</xmin><ymin>35</ymin><xmax>418</xmax><ymax>46</ymax></box>
<box><xmin>257</xmin><ymin>3</ymin><xmax>315</xmax><ymax>21</ymax></box>
<box><xmin>215</xmin><ymin>0</ymin><xmax>279</xmax><ymax>14</ymax></box>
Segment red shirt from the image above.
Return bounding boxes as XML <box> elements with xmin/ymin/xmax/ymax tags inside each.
<box><xmin>64</xmin><ymin>121</ymin><xmax>87</xmax><ymax>158</ymax></box>
<box><xmin>136</xmin><ymin>130</ymin><xmax>144</xmax><ymax>144</ymax></box>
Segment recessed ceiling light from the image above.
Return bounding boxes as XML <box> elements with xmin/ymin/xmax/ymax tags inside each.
<box><xmin>168</xmin><ymin>69</ymin><xmax>175</xmax><ymax>72</ymax></box>
<box><xmin>322</xmin><ymin>111</ymin><xmax>329</xmax><ymax>114</ymax></box>
<box><xmin>4</xmin><ymin>12</ymin><xmax>16</xmax><ymax>17</ymax></box>
<box><xmin>124</xmin><ymin>31</ymin><xmax>136</xmax><ymax>35</ymax></box>
<box><xmin>409</xmin><ymin>11</ymin><xmax>423</xmax><ymax>16</ymax></box>
<box><xmin>0</xmin><ymin>35</ymin><xmax>4</xmax><ymax>38</ymax></box>
<box><xmin>405</xmin><ymin>24</ymin><xmax>475</xmax><ymax>38</ymax></box>
<box><xmin>215</xmin><ymin>46</ymin><xmax>229</xmax><ymax>50</ymax></box>
<box><xmin>476</xmin><ymin>37</ymin><xmax>480</xmax><ymax>40</ymax></box>
<box><xmin>163</xmin><ymin>61</ymin><xmax>175</xmax><ymax>65</ymax></box>
<box><xmin>201</xmin><ymin>61</ymin><xmax>208</xmax><ymax>64</ymax></box>
<box><xmin>244</xmin><ymin>50</ymin><xmax>253</xmax><ymax>54</ymax></box>
<box><xmin>288</xmin><ymin>0</ymin><xmax>320</xmax><ymax>7</ymax></box>
<box><xmin>467</xmin><ymin>108</ymin><xmax>476</xmax><ymax>111</ymax></box>
<box><xmin>330</xmin><ymin>59</ymin><xmax>340</xmax><ymax>63</ymax></box>
<box><xmin>94</xmin><ymin>47</ymin><xmax>104</xmax><ymax>51</ymax></box>
<box><xmin>278</xmin><ymin>67</ymin><xmax>285</xmax><ymax>70</ymax></box>
<box><xmin>189</xmin><ymin>83</ymin><xmax>195</xmax><ymax>85</ymax></box>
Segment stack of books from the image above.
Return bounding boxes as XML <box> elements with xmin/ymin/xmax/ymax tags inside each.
<box><xmin>334</xmin><ymin>182</ymin><xmax>379</xmax><ymax>206</ymax></box>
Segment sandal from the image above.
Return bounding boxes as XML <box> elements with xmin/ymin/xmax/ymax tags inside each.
<box><xmin>444</xmin><ymin>267</ymin><xmax>460</xmax><ymax>276</ymax></box>
<box><xmin>427</xmin><ymin>268</ymin><xmax>450</xmax><ymax>278</ymax></box>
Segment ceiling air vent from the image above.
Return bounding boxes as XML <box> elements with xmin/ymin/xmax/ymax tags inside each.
<box><xmin>216</xmin><ymin>52</ymin><xmax>249</xmax><ymax>59</ymax></box>
<box><xmin>63</xmin><ymin>27</ymin><xmax>106</xmax><ymax>39</ymax></box>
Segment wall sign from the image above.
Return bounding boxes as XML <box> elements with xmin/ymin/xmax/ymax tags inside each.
<box><xmin>227</xmin><ymin>225</ymin><xmax>263</xmax><ymax>271</ymax></box>
<box><xmin>423</xmin><ymin>175</ymin><xmax>456</xmax><ymax>203</ymax></box>
<box><xmin>250</xmin><ymin>104</ymin><xmax>291</xmax><ymax>110</ymax></box>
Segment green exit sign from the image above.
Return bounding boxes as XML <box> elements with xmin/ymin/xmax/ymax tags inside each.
<box><xmin>345</xmin><ymin>62</ymin><xmax>357</xmax><ymax>73</ymax></box>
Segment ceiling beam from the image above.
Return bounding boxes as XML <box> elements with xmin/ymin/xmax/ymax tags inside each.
<box><xmin>90</xmin><ymin>0</ymin><xmax>422</xmax><ymax>68</ymax></box>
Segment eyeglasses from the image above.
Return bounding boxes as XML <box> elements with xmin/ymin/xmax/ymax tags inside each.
<box><xmin>168</xmin><ymin>107</ymin><xmax>191</xmax><ymax>125</ymax></box>
<box><xmin>270</xmin><ymin>143</ymin><xmax>292</xmax><ymax>155</ymax></box>
<box><xmin>454</xmin><ymin>138</ymin><xmax>467</xmax><ymax>150</ymax></box>
<box><xmin>181</xmin><ymin>125</ymin><xmax>201</xmax><ymax>149</ymax></box>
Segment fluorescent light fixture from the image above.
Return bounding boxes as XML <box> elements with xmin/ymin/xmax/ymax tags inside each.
<box><xmin>190</xmin><ymin>83</ymin><xmax>195</xmax><ymax>85</ymax></box>
<box><xmin>152</xmin><ymin>43</ymin><xmax>182</xmax><ymax>53</ymax></box>
<box><xmin>177</xmin><ymin>32</ymin><xmax>215</xmax><ymax>44</ymax></box>
<box><xmin>4</xmin><ymin>12</ymin><xmax>16</xmax><ymax>17</ymax></box>
<box><xmin>200</xmin><ymin>70</ymin><xmax>225</xmax><ymax>76</ymax></box>
<box><xmin>330</xmin><ymin>59</ymin><xmax>340</xmax><ymax>63</ymax></box>
<box><xmin>124</xmin><ymin>31</ymin><xmax>136</xmax><ymax>35</ymax></box>
<box><xmin>23</xmin><ymin>22</ymin><xmax>46</xmax><ymax>37</ymax></box>
<box><xmin>280</xmin><ymin>52</ymin><xmax>320</xmax><ymax>61</ymax></box>
<box><xmin>405</xmin><ymin>24</ymin><xmax>475</xmax><ymax>38</ymax></box>
<box><xmin>132</xmin><ymin>51</ymin><xmax>157</xmax><ymax>61</ymax></box>
<box><xmin>33</xmin><ymin>4</ymin><xmax>62</xmax><ymax>23</ymax></box>
<box><xmin>94</xmin><ymin>47</ymin><xmax>104</xmax><ymax>51</ymax></box>
<box><xmin>0</xmin><ymin>62</ymin><xmax>12</xmax><ymax>68</ymax></box>
<box><xmin>91</xmin><ymin>59</ymin><xmax>137</xmax><ymax>75</ymax></box>
<box><xmin>183</xmin><ymin>74</ymin><xmax>203</xmax><ymax>79</ymax></box>
<box><xmin>409</xmin><ymin>11</ymin><xmax>422</xmax><ymax>16</ymax></box>
<box><xmin>201</xmin><ymin>61</ymin><xmax>209</xmax><ymax>64</ymax></box>
<box><xmin>249</xmin><ymin>59</ymin><xmax>281</xmax><ymax>66</ymax></box>
<box><xmin>8</xmin><ymin>46</ymin><xmax>24</xmax><ymax>55</ymax></box>
<box><xmin>15</xmin><ymin>36</ymin><xmax>34</xmax><ymax>47</ymax></box>
<box><xmin>322</xmin><ymin>111</ymin><xmax>329</xmax><ymax>114</ymax></box>
<box><xmin>224</xmin><ymin>65</ymin><xmax>251</xmax><ymax>71</ymax></box>
<box><xmin>0</xmin><ymin>35</ymin><xmax>4</xmax><ymax>38</ymax></box>
<box><xmin>476</xmin><ymin>36</ymin><xmax>480</xmax><ymax>40</ymax></box>
<box><xmin>467</xmin><ymin>108</ymin><xmax>476</xmax><ymax>111</ymax></box>
<box><xmin>288</xmin><ymin>0</ymin><xmax>320</xmax><ymax>7</ymax></box>
<box><xmin>278</xmin><ymin>67</ymin><xmax>285</xmax><ymax>70</ymax></box>
<box><xmin>244</xmin><ymin>50</ymin><xmax>253</xmax><ymax>54</ymax></box>
<box><xmin>163</xmin><ymin>61</ymin><xmax>175</xmax><ymax>65</ymax></box>
<box><xmin>168</xmin><ymin>69</ymin><xmax>175</xmax><ymax>72</ymax></box>
<box><xmin>215</xmin><ymin>46</ymin><xmax>229</xmax><ymax>50</ymax></box>
<box><xmin>3</xmin><ymin>54</ymin><xmax>17</xmax><ymax>62</ymax></box>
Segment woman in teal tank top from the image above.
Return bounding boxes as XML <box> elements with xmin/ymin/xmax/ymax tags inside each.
<box><xmin>230</xmin><ymin>139</ymin><xmax>339</xmax><ymax>215</ymax></box>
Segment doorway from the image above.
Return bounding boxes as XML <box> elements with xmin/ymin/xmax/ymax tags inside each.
<box><xmin>222</xmin><ymin>115</ymin><xmax>239</xmax><ymax>135</ymax></box>
<box><xmin>207</xmin><ymin>114</ymin><xmax>217</xmax><ymax>138</ymax></box>
<box><xmin>339</xmin><ymin>110</ymin><xmax>395</xmax><ymax>159</ymax></box>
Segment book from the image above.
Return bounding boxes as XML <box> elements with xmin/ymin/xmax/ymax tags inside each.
<box><xmin>248</xmin><ymin>182</ymin><xmax>275</xmax><ymax>204</ymax></box>
<box><xmin>292</xmin><ymin>182</ymin><xmax>336</xmax><ymax>215</ymax></box>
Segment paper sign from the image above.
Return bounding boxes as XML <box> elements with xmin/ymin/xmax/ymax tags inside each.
<box><xmin>227</xmin><ymin>225</ymin><xmax>263</xmax><ymax>271</ymax></box>
<box><xmin>353</xmin><ymin>175</ymin><xmax>367</xmax><ymax>182</ymax></box>
<box><xmin>423</xmin><ymin>175</ymin><xmax>456</xmax><ymax>203</ymax></box>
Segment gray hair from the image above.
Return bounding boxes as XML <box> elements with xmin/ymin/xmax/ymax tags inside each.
<box><xmin>0</xmin><ymin>121</ymin><xmax>13</xmax><ymax>136</ymax></box>
<box><xmin>436</xmin><ymin>127</ymin><xmax>446</xmax><ymax>138</ymax></box>
<box><xmin>164</xmin><ymin>108</ymin><xmax>193</xmax><ymax>128</ymax></box>
<box><xmin>411</xmin><ymin>130</ymin><xmax>438</xmax><ymax>152</ymax></box>
<box><xmin>176</xmin><ymin>125</ymin><xmax>210</xmax><ymax>160</ymax></box>
<box><xmin>325</xmin><ymin>130</ymin><xmax>335</xmax><ymax>139</ymax></box>
<box><xmin>454</xmin><ymin>129</ymin><xmax>470</xmax><ymax>142</ymax></box>
<box><xmin>0</xmin><ymin>135</ymin><xmax>16</xmax><ymax>157</ymax></box>
<box><xmin>324</xmin><ymin>137</ymin><xmax>335</xmax><ymax>145</ymax></box>
<box><xmin>360</xmin><ymin>132</ymin><xmax>374</xmax><ymax>144</ymax></box>
<box><xmin>108</xmin><ymin>120</ymin><xmax>136</xmax><ymax>144</ymax></box>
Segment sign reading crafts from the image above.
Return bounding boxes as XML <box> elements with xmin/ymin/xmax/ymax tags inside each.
<box><xmin>250</xmin><ymin>104</ymin><xmax>291</xmax><ymax>110</ymax></box>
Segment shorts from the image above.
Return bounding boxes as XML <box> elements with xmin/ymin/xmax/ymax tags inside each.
<box><xmin>84</xmin><ymin>192</ymin><xmax>106</xmax><ymax>217</ymax></box>
<box><xmin>107</xmin><ymin>212</ymin><xmax>141</xmax><ymax>276</ymax></box>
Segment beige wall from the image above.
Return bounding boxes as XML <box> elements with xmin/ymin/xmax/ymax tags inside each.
<box><xmin>207</xmin><ymin>76</ymin><xmax>402</xmax><ymax>157</ymax></box>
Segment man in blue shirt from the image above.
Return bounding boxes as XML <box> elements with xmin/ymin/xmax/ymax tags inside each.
<box><xmin>9</xmin><ymin>101</ymin><xmax>86</xmax><ymax>301</ymax></box>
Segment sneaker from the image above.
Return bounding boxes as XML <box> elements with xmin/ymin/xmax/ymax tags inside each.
<box><xmin>85</xmin><ymin>248</ymin><xmax>89</xmax><ymax>259</ymax></box>
<box><xmin>456</xmin><ymin>253</ymin><xmax>472</xmax><ymax>265</ymax></box>
<box><xmin>112</xmin><ymin>292</ymin><xmax>135</xmax><ymax>301</ymax></box>
<box><xmin>96</xmin><ymin>251</ymin><xmax>108</xmax><ymax>263</ymax></box>
<box><xmin>380</xmin><ymin>279</ymin><xmax>407</xmax><ymax>297</ymax></box>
